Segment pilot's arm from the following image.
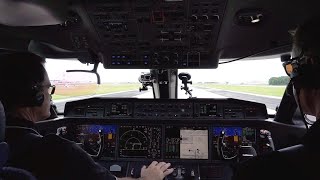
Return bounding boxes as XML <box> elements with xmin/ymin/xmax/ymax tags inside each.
<box><xmin>43</xmin><ymin>134</ymin><xmax>173</xmax><ymax>180</ymax></box>
<box><xmin>117</xmin><ymin>161</ymin><xmax>173</xmax><ymax>180</ymax></box>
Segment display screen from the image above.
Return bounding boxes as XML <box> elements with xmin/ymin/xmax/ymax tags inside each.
<box><xmin>213</xmin><ymin>127</ymin><xmax>242</xmax><ymax>137</ymax></box>
<box><xmin>165</xmin><ymin>126</ymin><xmax>209</xmax><ymax>159</ymax></box>
<box><xmin>199</xmin><ymin>104</ymin><xmax>218</xmax><ymax>117</ymax></box>
<box><xmin>242</xmin><ymin>127</ymin><xmax>256</xmax><ymax>143</ymax></box>
<box><xmin>119</xmin><ymin>125</ymin><xmax>162</xmax><ymax>159</ymax></box>
<box><xmin>212</xmin><ymin>127</ymin><xmax>256</xmax><ymax>160</ymax></box>
<box><xmin>213</xmin><ymin>127</ymin><xmax>256</xmax><ymax>143</ymax></box>
<box><xmin>111</xmin><ymin>103</ymin><xmax>129</xmax><ymax>116</ymax></box>
<box><xmin>75</xmin><ymin>125</ymin><xmax>117</xmax><ymax>159</ymax></box>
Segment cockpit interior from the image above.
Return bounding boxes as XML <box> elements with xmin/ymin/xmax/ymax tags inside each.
<box><xmin>0</xmin><ymin>0</ymin><xmax>319</xmax><ymax>179</ymax></box>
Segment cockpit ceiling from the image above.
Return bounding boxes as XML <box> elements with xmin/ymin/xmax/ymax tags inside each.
<box><xmin>0</xmin><ymin>0</ymin><xmax>318</xmax><ymax>69</ymax></box>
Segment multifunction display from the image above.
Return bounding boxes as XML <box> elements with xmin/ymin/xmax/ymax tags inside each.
<box><xmin>165</xmin><ymin>126</ymin><xmax>209</xmax><ymax>159</ymax></box>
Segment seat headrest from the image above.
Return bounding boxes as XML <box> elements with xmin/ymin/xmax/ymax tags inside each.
<box><xmin>0</xmin><ymin>101</ymin><xmax>5</xmax><ymax>142</ymax></box>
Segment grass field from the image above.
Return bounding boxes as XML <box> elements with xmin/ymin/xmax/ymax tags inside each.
<box><xmin>195</xmin><ymin>84</ymin><xmax>286</xmax><ymax>97</ymax></box>
<box><xmin>52</xmin><ymin>83</ymin><xmax>140</xmax><ymax>100</ymax></box>
<box><xmin>51</xmin><ymin>82</ymin><xmax>286</xmax><ymax>101</ymax></box>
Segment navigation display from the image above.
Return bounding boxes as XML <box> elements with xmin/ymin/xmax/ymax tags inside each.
<box><xmin>165</xmin><ymin>126</ymin><xmax>209</xmax><ymax>159</ymax></box>
<box><xmin>75</xmin><ymin>125</ymin><xmax>117</xmax><ymax>159</ymax></box>
<box><xmin>119</xmin><ymin>125</ymin><xmax>162</xmax><ymax>159</ymax></box>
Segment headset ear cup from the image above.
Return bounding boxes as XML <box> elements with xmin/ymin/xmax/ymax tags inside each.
<box><xmin>35</xmin><ymin>93</ymin><xmax>44</xmax><ymax>106</ymax></box>
<box><xmin>17</xmin><ymin>85</ymin><xmax>44</xmax><ymax>107</ymax></box>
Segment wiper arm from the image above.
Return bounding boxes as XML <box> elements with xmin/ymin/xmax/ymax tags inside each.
<box><xmin>66</xmin><ymin>62</ymin><xmax>101</xmax><ymax>84</ymax></box>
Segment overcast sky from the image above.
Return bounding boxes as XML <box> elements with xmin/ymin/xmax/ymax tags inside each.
<box><xmin>45</xmin><ymin>58</ymin><xmax>287</xmax><ymax>84</ymax></box>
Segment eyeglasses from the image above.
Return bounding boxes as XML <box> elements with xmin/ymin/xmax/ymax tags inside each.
<box><xmin>48</xmin><ymin>85</ymin><xmax>55</xmax><ymax>95</ymax></box>
<box><xmin>42</xmin><ymin>85</ymin><xmax>55</xmax><ymax>95</ymax></box>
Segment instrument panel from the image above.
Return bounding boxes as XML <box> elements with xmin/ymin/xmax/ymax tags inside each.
<box><xmin>65</xmin><ymin>124</ymin><xmax>263</xmax><ymax>162</ymax></box>
<box><xmin>40</xmin><ymin>98</ymin><xmax>307</xmax><ymax>180</ymax></box>
<box><xmin>60</xmin><ymin>98</ymin><xmax>270</xmax><ymax>162</ymax></box>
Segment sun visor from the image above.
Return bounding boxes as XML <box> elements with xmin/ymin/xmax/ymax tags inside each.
<box><xmin>0</xmin><ymin>0</ymin><xmax>69</xmax><ymax>26</ymax></box>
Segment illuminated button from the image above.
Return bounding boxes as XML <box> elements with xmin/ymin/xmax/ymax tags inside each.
<box><xmin>234</xmin><ymin>136</ymin><xmax>239</xmax><ymax>142</ymax></box>
<box><xmin>108</xmin><ymin>133</ymin><xmax>113</xmax><ymax>140</ymax></box>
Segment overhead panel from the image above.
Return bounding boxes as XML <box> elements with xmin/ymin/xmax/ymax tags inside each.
<box><xmin>85</xmin><ymin>0</ymin><xmax>227</xmax><ymax>69</ymax></box>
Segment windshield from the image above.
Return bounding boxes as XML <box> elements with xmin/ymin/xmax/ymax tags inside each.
<box><xmin>46</xmin><ymin>58</ymin><xmax>288</xmax><ymax>115</ymax></box>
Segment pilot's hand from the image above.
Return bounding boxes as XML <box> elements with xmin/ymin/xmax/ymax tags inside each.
<box><xmin>140</xmin><ymin>161</ymin><xmax>174</xmax><ymax>180</ymax></box>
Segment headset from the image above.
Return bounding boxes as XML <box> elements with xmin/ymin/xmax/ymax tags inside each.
<box><xmin>282</xmin><ymin>52</ymin><xmax>320</xmax><ymax>89</ymax></box>
<box><xmin>17</xmin><ymin>85</ymin><xmax>45</xmax><ymax>107</ymax></box>
<box><xmin>29</xmin><ymin>85</ymin><xmax>45</xmax><ymax>107</ymax></box>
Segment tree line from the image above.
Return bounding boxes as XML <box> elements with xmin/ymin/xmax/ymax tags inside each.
<box><xmin>268</xmin><ymin>76</ymin><xmax>290</xmax><ymax>85</ymax></box>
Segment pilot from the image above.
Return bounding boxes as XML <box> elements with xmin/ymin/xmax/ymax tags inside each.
<box><xmin>0</xmin><ymin>52</ymin><xmax>173</xmax><ymax>180</ymax></box>
<box><xmin>233</xmin><ymin>16</ymin><xmax>320</xmax><ymax>180</ymax></box>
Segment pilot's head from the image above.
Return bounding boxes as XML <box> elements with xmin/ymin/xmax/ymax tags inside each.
<box><xmin>0</xmin><ymin>52</ymin><xmax>53</xmax><ymax>122</ymax></box>
<box><xmin>287</xmin><ymin>16</ymin><xmax>320</xmax><ymax>119</ymax></box>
